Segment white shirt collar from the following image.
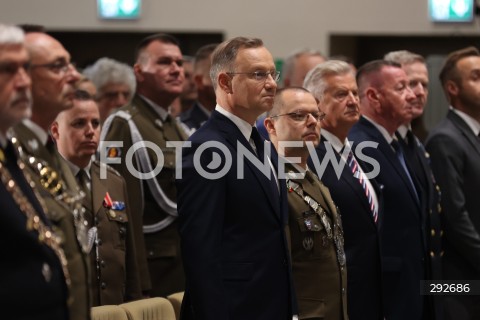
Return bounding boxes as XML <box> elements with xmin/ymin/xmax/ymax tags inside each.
<box><xmin>215</xmin><ymin>104</ymin><xmax>253</xmax><ymax>142</ymax></box>
<box><xmin>22</xmin><ymin>119</ymin><xmax>49</xmax><ymax>146</ymax></box>
<box><xmin>397</xmin><ymin>124</ymin><xmax>411</xmax><ymax>140</ymax></box>
<box><xmin>320</xmin><ymin>129</ymin><xmax>346</xmax><ymax>154</ymax></box>
<box><xmin>451</xmin><ymin>107</ymin><xmax>480</xmax><ymax>136</ymax></box>
<box><xmin>139</xmin><ymin>94</ymin><xmax>169</xmax><ymax>122</ymax></box>
<box><xmin>362</xmin><ymin>115</ymin><xmax>395</xmax><ymax>144</ymax></box>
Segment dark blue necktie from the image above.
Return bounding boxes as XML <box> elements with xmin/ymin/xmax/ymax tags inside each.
<box><xmin>391</xmin><ymin>139</ymin><xmax>419</xmax><ymax>203</ymax></box>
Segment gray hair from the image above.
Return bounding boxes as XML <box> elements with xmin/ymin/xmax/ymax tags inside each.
<box><xmin>303</xmin><ymin>60</ymin><xmax>353</xmax><ymax>101</ymax></box>
<box><xmin>210</xmin><ymin>37</ymin><xmax>263</xmax><ymax>90</ymax></box>
<box><xmin>384</xmin><ymin>50</ymin><xmax>425</xmax><ymax>66</ymax></box>
<box><xmin>83</xmin><ymin>57</ymin><xmax>136</xmax><ymax>97</ymax></box>
<box><xmin>0</xmin><ymin>24</ymin><xmax>24</xmax><ymax>45</ymax></box>
<box><xmin>282</xmin><ymin>48</ymin><xmax>325</xmax><ymax>84</ymax></box>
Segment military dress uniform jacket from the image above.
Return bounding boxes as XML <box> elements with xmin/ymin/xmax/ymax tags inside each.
<box><xmin>0</xmin><ymin>142</ymin><xmax>69</xmax><ymax>320</ymax></box>
<box><xmin>13</xmin><ymin>122</ymin><xmax>91</xmax><ymax>320</ymax></box>
<box><xmin>285</xmin><ymin>163</ymin><xmax>348</xmax><ymax>320</ymax></box>
<box><xmin>86</xmin><ymin>161</ymin><xmax>142</xmax><ymax>305</ymax></box>
<box><xmin>101</xmin><ymin>94</ymin><xmax>187</xmax><ymax>296</ymax></box>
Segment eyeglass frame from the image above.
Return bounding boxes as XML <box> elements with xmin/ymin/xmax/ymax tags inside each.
<box><xmin>269</xmin><ymin>110</ymin><xmax>327</xmax><ymax>122</ymax></box>
<box><xmin>30</xmin><ymin>58</ymin><xmax>76</xmax><ymax>75</ymax></box>
<box><xmin>226</xmin><ymin>70</ymin><xmax>280</xmax><ymax>82</ymax></box>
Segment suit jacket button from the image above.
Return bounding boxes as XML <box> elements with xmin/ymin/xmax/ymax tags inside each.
<box><xmin>101</xmin><ymin>282</ymin><xmax>107</xmax><ymax>289</ymax></box>
<box><xmin>101</xmin><ymin>260</ymin><xmax>106</xmax><ymax>268</ymax></box>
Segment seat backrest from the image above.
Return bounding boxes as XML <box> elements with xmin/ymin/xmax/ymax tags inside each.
<box><xmin>167</xmin><ymin>292</ymin><xmax>184</xmax><ymax>320</ymax></box>
<box><xmin>91</xmin><ymin>305</ymin><xmax>129</xmax><ymax>320</ymax></box>
<box><xmin>120</xmin><ymin>297</ymin><xmax>176</xmax><ymax>320</ymax></box>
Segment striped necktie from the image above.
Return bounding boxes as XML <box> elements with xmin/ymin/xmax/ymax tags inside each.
<box><xmin>346</xmin><ymin>151</ymin><xmax>378</xmax><ymax>223</ymax></box>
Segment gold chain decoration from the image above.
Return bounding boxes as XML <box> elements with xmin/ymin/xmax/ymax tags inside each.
<box><xmin>12</xmin><ymin>137</ymin><xmax>90</xmax><ymax>253</ymax></box>
<box><xmin>0</xmin><ymin>153</ymin><xmax>71</xmax><ymax>287</ymax></box>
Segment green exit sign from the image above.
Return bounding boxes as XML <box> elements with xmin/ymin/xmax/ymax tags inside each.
<box><xmin>98</xmin><ymin>0</ymin><xmax>141</xmax><ymax>19</ymax></box>
<box><xmin>429</xmin><ymin>0</ymin><xmax>475</xmax><ymax>22</ymax></box>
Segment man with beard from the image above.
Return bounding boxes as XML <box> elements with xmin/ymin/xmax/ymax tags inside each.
<box><xmin>426</xmin><ymin>47</ymin><xmax>480</xmax><ymax>320</ymax></box>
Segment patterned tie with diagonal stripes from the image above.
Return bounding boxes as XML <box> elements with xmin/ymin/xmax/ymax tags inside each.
<box><xmin>346</xmin><ymin>151</ymin><xmax>378</xmax><ymax>223</ymax></box>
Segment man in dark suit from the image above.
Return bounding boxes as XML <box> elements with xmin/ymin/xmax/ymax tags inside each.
<box><xmin>304</xmin><ymin>60</ymin><xmax>384</xmax><ymax>319</ymax></box>
<box><xmin>51</xmin><ymin>90</ymin><xmax>142</xmax><ymax>306</ymax></box>
<box><xmin>101</xmin><ymin>33</ymin><xmax>187</xmax><ymax>297</ymax></box>
<box><xmin>179</xmin><ymin>43</ymin><xmax>218</xmax><ymax>135</ymax></box>
<box><xmin>177</xmin><ymin>37</ymin><xmax>295</xmax><ymax>320</ymax></box>
<box><xmin>13</xmin><ymin>29</ymin><xmax>91</xmax><ymax>320</ymax></box>
<box><xmin>385</xmin><ymin>50</ymin><xmax>443</xmax><ymax>320</ymax></box>
<box><xmin>426</xmin><ymin>47</ymin><xmax>480</xmax><ymax>320</ymax></box>
<box><xmin>349</xmin><ymin>60</ymin><xmax>428</xmax><ymax>320</ymax></box>
<box><xmin>265</xmin><ymin>87</ymin><xmax>347</xmax><ymax>319</ymax></box>
<box><xmin>0</xmin><ymin>23</ymin><xmax>68</xmax><ymax>319</ymax></box>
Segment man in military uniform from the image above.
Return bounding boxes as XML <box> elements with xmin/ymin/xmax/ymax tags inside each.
<box><xmin>0</xmin><ymin>23</ymin><xmax>69</xmax><ymax>320</ymax></box>
<box><xmin>51</xmin><ymin>90</ymin><xmax>142</xmax><ymax>305</ymax></box>
<box><xmin>101</xmin><ymin>33</ymin><xmax>187</xmax><ymax>297</ymax></box>
<box><xmin>13</xmin><ymin>30</ymin><xmax>91</xmax><ymax>320</ymax></box>
<box><xmin>265</xmin><ymin>87</ymin><xmax>348</xmax><ymax>320</ymax></box>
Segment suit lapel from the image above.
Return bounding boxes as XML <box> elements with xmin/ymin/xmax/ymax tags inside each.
<box><xmin>358</xmin><ymin>118</ymin><xmax>420</xmax><ymax>208</ymax></box>
<box><xmin>213</xmin><ymin>111</ymin><xmax>281</xmax><ymax>220</ymax></box>
<box><xmin>448</xmin><ymin>110</ymin><xmax>480</xmax><ymax>156</ymax></box>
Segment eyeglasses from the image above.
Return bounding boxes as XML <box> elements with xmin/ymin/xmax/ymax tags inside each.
<box><xmin>30</xmin><ymin>59</ymin><xmax>76</xmax><ymax>75</ymax></box>
<box><xmin>270</xmin><ymin>110</ymin><xmax>326</xmax><ymax>122</ymax></box>
<box><xmin>227</xmin><ymin>70</ymin><xmax>280</xmax><ymax>82</ymax></box>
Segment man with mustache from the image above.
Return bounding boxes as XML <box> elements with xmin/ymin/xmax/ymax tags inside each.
<box><xmin>305</xmin><ymin>60</ymin><xmax>383</xmax><ymax>320</ymax></box>
<box><xmin>265</xmin><ymin>86</ymin><xmax>346</xmax><ymax>320</ymax></box>
<box><xmin>101</xmin><ymin>33</ymin><xmax>187</xmax><ymax>297</ymax></box>
<box><xmin>0</xmin><ymin>23</ymin><xmax>69</xmax><ymax>320</ymax></box>
<box><xmin>51</xmin><ymin>90</ymin><xmax>142</xmax><ymax>306</ymax></box>
<box><xmin>12</xmin><ymin>29</ymin><xmax>90</xmax><ymax>320</ymax></box>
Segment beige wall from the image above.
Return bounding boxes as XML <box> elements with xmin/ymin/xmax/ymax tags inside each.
<box><xmin>1</xmin><ymin>0</ymin><xmax>479</xmax><ymax>58</ymax></box>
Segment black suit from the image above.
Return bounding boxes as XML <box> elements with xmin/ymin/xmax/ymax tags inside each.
<box><xmin>0</xmin><ymin>142</ymin><xmax>68</xmax><ymax>320</ymax></box>
<box><xmin>308</xmin><ymin>136</ymin><xmax>384</xmax><ymax>320</ymax></box>
<box><xmin>349</xmin><ymin>117</ymin><xmax>426</xmax><ymax>320</ymax></box>
<box><xmin>177</xmin><ymin>110</ymin><xmax>295</xmax><ymax>320</ymax></box>
<box><xmin>426</xmin><ymin>110</ymin><xmax>480</xmax><ymax>320</ymax></box>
